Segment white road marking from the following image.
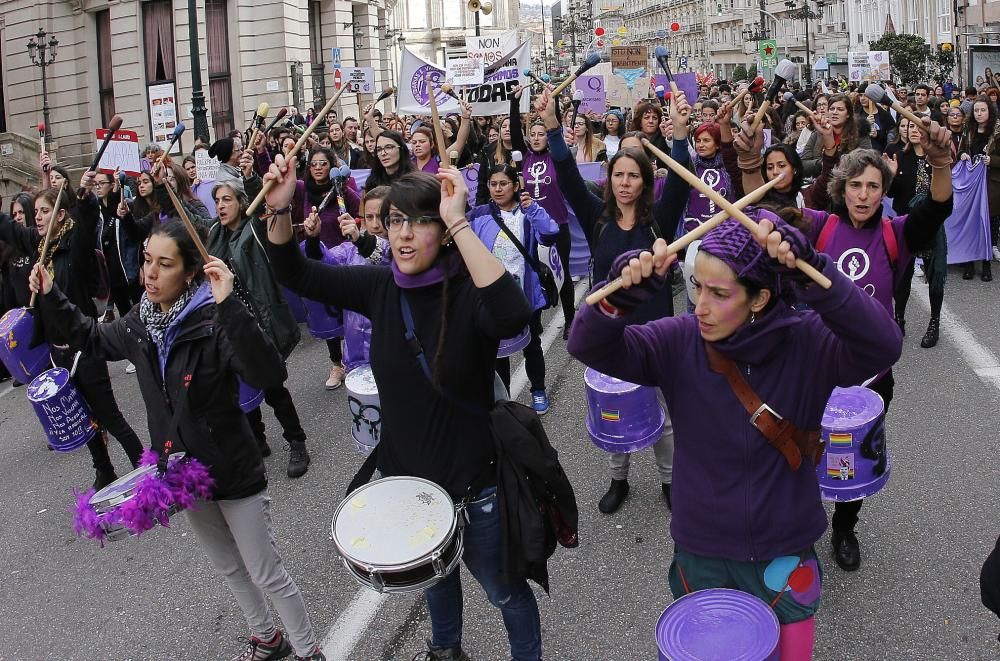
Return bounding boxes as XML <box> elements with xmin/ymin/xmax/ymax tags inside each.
<box><xmin>0</xmin><ymin>383</ymin><xmax>15</xmax><ymax>400</ymax></box>
<box><xmin>324</xmin><ymin>281</ymin><xmax>588</xmax><ymax>660</ymax></box>
<box><xmin>911</xmin><ymin>279</ymin><xmax>1000</xmax><ymax>392</ymax></box>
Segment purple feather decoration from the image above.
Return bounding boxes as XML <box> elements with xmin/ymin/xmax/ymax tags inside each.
<box><xmin>69</xmin><ymin>453</ymin><xmax>215</xmax><ymax>546</ymax></box>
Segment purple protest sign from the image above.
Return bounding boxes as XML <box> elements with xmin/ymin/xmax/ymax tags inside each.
<box><xmin>652</xmin><ymin>72</ymin><xmax>697</xmax><ymax>105</ymax></box>
<box><xmin>575</xmin><ymin>75</ymin><xmax>607</xmax><ymax>115</ymax></box>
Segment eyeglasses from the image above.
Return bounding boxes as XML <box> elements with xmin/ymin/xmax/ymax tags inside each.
<box><xmin>488</xmin><ymin>180</ymin><xmax>513</xmax><ymax>189</ymax></box>
<box><xmin>375</xmin><ymin>144</ymin><xmax>399</xmax><ymax>155</ymax></box>
<box><xmin>386</xmin><ymin>213</ymin><xmax>441</xmax><ymax>231</ymax></box>
<box><xmin>310</xmin><ymin>161</ymin><xmax>330</xmax><ymax>167</ymax></box>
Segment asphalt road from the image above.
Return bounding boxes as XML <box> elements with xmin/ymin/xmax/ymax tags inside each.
<box><xmin>0</xmin><ymin>268</ymin><xmax>998</xmax><ymax>661</ymax></box>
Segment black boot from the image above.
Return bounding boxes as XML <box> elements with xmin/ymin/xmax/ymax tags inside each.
<box><xmin>287</xmin><ymin>440</ymin><xmax>310</xmax><ymax>478</ymax></box>
<box><xmin>831</xmin><ymin>529</ymin><xmax>861</xmax><ymax>571</ymax></box>
<box><xmin>983</xmin><ymin>261</ymin><xmax>993</xmax><ymax>282</ymax></box>
<box><xmin>662</xmin><ymin>483</ymin><xmax>672</xmax><ymax>511</ymax></box>
<box><xmin>963</xmin><ymin>262</ymin><xmax>976</xmax><ymax>280</ymax></box>
<box><xmin>598</xmin><ymin>479</ymin><xmax>630</xmax><ymax>514</ymax></box>
<box><xmin>894</xmin><ymin>312</ymin><xmax>905</xmax><ymax>337</ymax></box>
<box><xmin>920</xmin><ymin>316</ymin><xmax>940</xmax><ymax>348</ymax></box>
<box><xmin>93</xmin><ymin>467</ymin><xmax>118</xmax><ymax>491</ymax></box>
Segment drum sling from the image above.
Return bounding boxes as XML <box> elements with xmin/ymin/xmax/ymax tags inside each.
<box><xmin>704</xmin><ymin>343</ymin><xmax>823</xmax><ymax>471</ymax></box>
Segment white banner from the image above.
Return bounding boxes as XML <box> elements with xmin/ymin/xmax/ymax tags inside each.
<box><xmin>848</xmin><ymin>51</ymin><xmax>891</xmax><ymax>82</ymax></box>
<box><xmin>465</xmin><ymin>31</ymin><xmax>519</xmax><ymax>67</ymax></box>
<box><xmin>397</xmin><ymin>43</ymin><xmax>531</xmax><ymax>117</ymax></box>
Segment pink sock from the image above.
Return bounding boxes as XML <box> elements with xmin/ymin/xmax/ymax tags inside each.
<box><xmin>778</xmin><ymin>617</ymin><xmax>815</xmax><ymax>660</ymax></box>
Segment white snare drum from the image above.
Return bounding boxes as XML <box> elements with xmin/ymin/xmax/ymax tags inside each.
<box><xmin>89</xmin><ymin>453</ymin><xmax>185</xmax><ymax>542</ymax></box>
<box><xmin>330</xmin><ymin>476</ymin><xmax>464</xmax><ymax>593</ymax></box>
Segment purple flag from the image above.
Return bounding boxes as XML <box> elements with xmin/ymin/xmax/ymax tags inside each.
<box><xmin>945</xmin><ymin>160</ymin><xmax>992</xmax><ymax>264</ymax></box>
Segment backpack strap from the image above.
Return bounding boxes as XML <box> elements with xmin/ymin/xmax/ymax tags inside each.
<box><xmin>815</xmin><ymin>213</ymin><xmax>840</xmax><ymax>254</ymax></box>
<box><xmin>881</xmin><ymin>219</ymin><xmax>898</xmax><ymax>266</ymax></box>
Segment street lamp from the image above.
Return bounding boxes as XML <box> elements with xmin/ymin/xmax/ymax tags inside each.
<box><xmin>26</xmin><ymin>28</ymin><xmax>58</xmax><ymax>140</ymax></box>
<box><xmin>784</xmin><ymin>0</ymin><xmax>827</xmax><ymax>86</ymax></box>
<box><xmin>552</xmin><ymin>1</ymin><xmax>593</xmax><ymax>66</ymax></box>
<box><xmin>187</xmin><ymin>0</ymin><xmax>210</xmax><ymax>143</ymax></box>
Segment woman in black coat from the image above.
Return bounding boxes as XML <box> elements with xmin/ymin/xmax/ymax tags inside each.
<box><xmin>31</xmin><ymin>220</ymin><xmax>326</xmax><ymax>661</ymax></box>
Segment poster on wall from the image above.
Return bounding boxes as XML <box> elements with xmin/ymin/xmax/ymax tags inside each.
<box><xmin>969</xmin><ymin>45</ymin><xmax>1000</xmax><ymax>90</ymax></box>
<box><xmin>147</xmin><ymin>82</ymin><xmax>181</xmax><ymax>154</ymax></box>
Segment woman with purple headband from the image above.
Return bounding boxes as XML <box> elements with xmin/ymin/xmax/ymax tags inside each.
<box><xmin>568</xmin><ymin>216</ymin><xmax>902</xmax><ymax>659</ymax></box>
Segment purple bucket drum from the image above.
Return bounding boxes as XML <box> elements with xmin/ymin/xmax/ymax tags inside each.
<box><xmin>238</xmin><ymin>378</ymin><xmax>265</xmax><ymax>413</ymax></box>
<box><xmin>282</xmin><ymin>287</ymin><xmax>308</xmax><ymax>324</ymax></box>
<box><xmin>0</xmin><ymin>307</ymin><xmax>51</xmax><ymax>383</ymax></box>
<box><xmin>304</xmin><ymin>298</ymin><xmax>344</xmax><ymax>340</ymax></box>
<box><xmin>584</xmin><ymin>368</ymin><xmax>665</xmax><ymax>453</ymax></box>
<box><xmin>497</xmin><ymin>327</ymin><xmax>530</xmax><ymax>358</ymax></box>
<box><xmin>27</xmin><ymin>367</ymin><xmax>98</xmax><ymax>452</ymax></box>
<box><xmin>655</xmin><ymin>589</ymin><xmax>780</xmax><ymax>661</ymax></box>
<box><xmin>817</xmin><ymin>385</ymin><xmax>890</xmax><ymax>502</ymax></box>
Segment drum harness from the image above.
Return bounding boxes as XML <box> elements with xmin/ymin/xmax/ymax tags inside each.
<box><xmin>704</xmin><ymin>343</ymin><xmax>824</xmax><ymax>471</ymax></box>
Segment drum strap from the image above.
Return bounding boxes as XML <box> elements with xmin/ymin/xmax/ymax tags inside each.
<box><xmin>704</xmin><ymin>343</ymin><xmax>823</xmax><ymax>471</ymax></box>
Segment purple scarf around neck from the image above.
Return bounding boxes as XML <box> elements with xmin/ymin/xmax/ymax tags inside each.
<box><xmin>391</xmin><ymin>248</ymin><xmax>465</xmax><ymax>288</ymax></box>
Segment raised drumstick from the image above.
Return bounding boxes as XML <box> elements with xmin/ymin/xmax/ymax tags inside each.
<box><xmin>552</xmin><ymin>53</ymin><xmax>601</xmax><ymax>97</ymax></box>
<box><xmin>749</xmin><ymin>59</ymin><xmax>797</xmax><ymax>134</ymax></box>
<box><xmin>584</xmin><ymin>174</ymin><xmax>787</xmax><ymax>305</ymax></box>
<box><xmin>864</xmin><ymin>84</ymin><xmax>930</xmax><ymax>134</ymax></box>
<box><xmin>642</xmin><ymin>138</ymin><xmax>831</xmax><ymax>289</ymax></box>
<box><xmin>37</xmin><ymin>122</ymin><xmax>49</xmax><ymax>172</ymax></box>
<box><xmin>89</xmin><ymin>114</ymin><xmax>124</xmax><ymax>174</ymax></box>
<box><xmin>247</xmin><ymin>83</ymin><xmax>350</xmax><ymax>216</ymax></box>
<box><xmin>162</xmin><ymin>176</ymin><xmax>212</xmax><ymax>264</ymax></box>
<box><xmin>244</xmin><ymin>102</ymin><xmax>270</xmax><ymax>155</ymax></box>
<box><xmin>426</xmin><ymin>74</ymin><xmax>453</xmax><ymax>195</ymax></box>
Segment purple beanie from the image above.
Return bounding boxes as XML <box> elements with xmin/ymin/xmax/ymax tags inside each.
<box><xmin>699</xmin><ymin>218</ymin><xmax>777</xmax><ymax>289</ymax></box>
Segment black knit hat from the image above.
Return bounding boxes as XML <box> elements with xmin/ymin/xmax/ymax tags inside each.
<box><xmin>208</xmin><ymin>137</ymin><xmax>234</xmax><ymax>163</ymax></box>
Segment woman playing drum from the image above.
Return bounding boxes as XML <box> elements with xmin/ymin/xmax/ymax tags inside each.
<box><xmin>30</xmin><ymin>220</ymin><xmax>326</xmax><ymax>661</ymax></box>
<box><xmin>568</xmin><ymin>216</ymin><xmax>903</xmax><ymax>659</ymax></box>
<box><xmin>263</xmin><ymin>156</ymin><xmax>540</xmax><ymax>660</ymax></box>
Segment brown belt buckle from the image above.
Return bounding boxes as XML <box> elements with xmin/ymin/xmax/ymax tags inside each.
<box><xmin>750</xmin><ymin>403</ymin><xmax>781</xmax><ymax>429</ymax></box>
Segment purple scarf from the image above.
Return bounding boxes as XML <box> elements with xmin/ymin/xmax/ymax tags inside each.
<box><xmin>682</xmin><ymin>152</ymin><xmax>733</xmax><ymax>234</ymax></box>
<box><xmin>391</xmin><ymin>248</ymin><xmax>465</xmax><ymax>288</ymax></box>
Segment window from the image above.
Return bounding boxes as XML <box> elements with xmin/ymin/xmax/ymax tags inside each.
<box><xmin>206</xmin><ymin>0</ymin><xmax>234</xmax><ymax>137</ymax></box>
<box><xmin>408</xmin><ymin>0</ymin><xmax>427</xmax><ymax>29</ymax></box>
<box><xmin>310</xmin><ymin>1</ymin><xmax>325</xmax><ymax>106</ymax></box>
<box><xmin>0</xmin><ymin>54</ymin><xmax>5</xmax><ymax>133</ymax></box>
<box><xmin>96</xmin><ymin>10</ymin><xmax>116</xmax><ymax>125</ymax></box>
<box><xmin>937</xmin><ymin>0</ymin><xmax>951</xmax><ymax>34</ymax></box>
<box><xmin>143</xmin><ymin>0</ymin><xmax>175</xmax><ymax>83</ymax></box>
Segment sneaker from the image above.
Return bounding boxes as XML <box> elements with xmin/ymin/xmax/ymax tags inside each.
<box><xmin>287</xmin><ymin>440</ymin><xmax>310</xmax><ymax>478</ymax></box>
<box><xmin>531</xmin><ymin>389</ymin><xmax>550</xmax><ymax>415</ymax></box>
<box><xmin>124</xmin><ymin>361</ymin><xmax>136</xmax><ymax>374</ymax></box>
<box><xmin>412</xmin><ymin>640</ymin><xmax>471</xmax><ymax>661</ymax></box>
<box><xmin>231</xmin><ymin>630</ymin><xmax>292</xmax><ymax>661</ymax></box>
<box><xmin>294</xmin><ymin>647</ymin><xmax>326</xmax><ymax>661</ymax></box>
<box><xmin>325</xmin><ymin>363</ymin><xmax>345</xmax><ymax>390</ymax></box>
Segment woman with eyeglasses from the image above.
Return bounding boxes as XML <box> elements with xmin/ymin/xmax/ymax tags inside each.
<box><xmin>469</xmin><ymin>163</ymin><xmax>559</xmax><ymax>415</ymax></box>
<box><xmin>96</xmin><ymin>171</ymin><xmax>142</xmax><ymax>342</ymax></box>
<box><xmin>540</xmin><ymin>86</ymin><xmax>681</xmax><ymax>515</ymax></box>
<box><xmin>946</xmin><ymin>104</ymin><xmax>966</xmax><ymax>154</ymax></box>
<box><xmin>264</xmin><ymin>157</ymin><xmax>541</xmax><ymax>661</ymax></box>
<box><xmin>571</xmin><ymin>114</ymin><xmax>607</xmax><ymax>164</ymax></box>
<box><xmin>363</xmin><ymin>130</ymin><xmax>415</xmax><ymax>192</ymax></box>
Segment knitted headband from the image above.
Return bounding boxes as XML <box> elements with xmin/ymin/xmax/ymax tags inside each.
<box><xmin>699</xmin><ymin>218</ymin><xmax>775</xmax><ymax>289</ymax></box>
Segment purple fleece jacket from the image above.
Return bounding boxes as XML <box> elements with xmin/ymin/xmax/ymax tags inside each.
<box><xmin>567</xmin><ymin>255</ymin><xmax>903</xmax><ymax>561</ymax></box>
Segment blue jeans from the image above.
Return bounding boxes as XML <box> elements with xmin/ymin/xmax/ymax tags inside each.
<box><xmin>424</xmin><ymin>487</ymin><xmax>543</xmax><ymax>660</ymax></box>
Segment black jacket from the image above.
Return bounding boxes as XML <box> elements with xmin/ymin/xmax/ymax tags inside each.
<box><xmin>38</xmin><ymin>284</ymin><xmax>286</xmax><ymax>500</ymax></box>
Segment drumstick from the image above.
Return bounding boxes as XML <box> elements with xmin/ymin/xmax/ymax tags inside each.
<box><xmin>37</xmin><ymin>122</ymin><xmax>48</xmax><ymax>172</ymax></box>
<box><xmin>29</xmin><ymin>180</ymin><xmax>68</xmax><ymax>307</ymax></box>
<box><xmin>162</xmin><ymin>179</ymin><xmax>212</xmax><ymax>265</ymax></box>
<box><xmin>642</xmin><ymin>138</ymin><xmax>832</xmax><ymax>289</ymax></box>
<box><xmin>89</xmin><ymin>114</ymin><xmax>124</xmax><ymax>174</ymax></box>
<box><xmin>750</xmin><ymin>59</ymin><xmax>798</xmax><ymax>134</ymax></box>
<box><xmin>653</xmin><ymin>46</ymin><xmax>680</xmax><ymax>97</ymax></box>
<box><xmin>793</xmin><ymin>100</ymin><xmax>818</xmax><ymax>122</ymax></box>
<box><xmin>244</xmin><ymin>103</ymin><xmax>270</xmax><ymax>156</ymax></box>
<box><xmin>864</xmin><ymin>84</ymin><xmax>931</xmax><ymax>135</ymax></box>
<box><xmin>552</xmin><ymin>53</ymin><xmax>601</xmax><ymax>97</ymax></box>
<box><xmin>426</xmin><ymin>74</ymin><xmax>453</xmax><ymax>195</ymax></box>
<box><xmin>153</xmin><ymin>123</ymin><xmax>186</xmax><ymax>177</ymax></box>
<box><xmin>247</xmin><ymin>83</ymin><xmax>350</xmax><ymax>217</ymax></box>
<box><xmin>584</xmin><ymin>173</ymin><xmax>787</xmax><ymax>306</ymax></box>
<box><xmin>730</xmin><ymin>77</ymin><xmax>765</xmax><ymax>108</ymax></box>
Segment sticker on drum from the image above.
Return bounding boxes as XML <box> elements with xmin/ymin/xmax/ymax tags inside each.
<box><xmin>655</xmin><ymin>588</ymin><xmax>780</xmax><ymax>661</ymax></box>
<box><xmin>345</xmin><ymin>365</ymin><xmax>382</xmax><ymax>452</ymax></box>
<box><xmin>330</xmin><ymin>476</ymin><xmax>462</xmax><ymax>593</ymax></box>
<box><xmin>817</xmin><ymin>386</ymin><xmax>891</xmax><ymax>502</ymax></box>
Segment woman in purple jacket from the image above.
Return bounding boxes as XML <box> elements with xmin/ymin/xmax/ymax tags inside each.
<box><xmin>468</xmin><ymin>163</ymin><xmax>559</xmax><ymax>413</ymax></box>
<box><xmin>568</xmin><ymin>217</ymin><xmax>903</xmax><ymax>660</ymax></box>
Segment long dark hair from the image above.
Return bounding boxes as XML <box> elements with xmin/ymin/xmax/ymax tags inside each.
<box><xmin>828</xmin><ymin>93</ymin><xmax>861</xmax><ymax>153</ymax></box>
<box><xmin>132</xmin><ymin>170</ymin><xmax>161</xmax><ymax>218</ymax></box>
<box><xmin>760</xmin><ymin>144</ymin><xmax>804</xmax><ymax>196</ymax></box>
<box><xmin>603</xmin><ymin>147</ymin><xmax>655</xmax><ymax>226</ymax></box>
<box><xmin>381</xmin><ymin>172</ymin><xmax>454</xmax><ymax>387</ymax></box>
<box><xmin>147</xmin><ymin>219</ymin><xmax>207</xmax><ymax>282</ymax></box>
<box><xmin>367</xmin><ymin>131</ymin><xmax>414</xmax><ymax>190</ymax></box>
<box><xmin>10</xmin><ymin>192</ymin><xmax>36</xmax><ymax>226</ymax></box>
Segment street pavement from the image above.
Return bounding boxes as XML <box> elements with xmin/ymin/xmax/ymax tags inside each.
<box><xmin>0</xmin><ymin>268</ymin><xmax>998</xmax><ymax>661</ymax></box>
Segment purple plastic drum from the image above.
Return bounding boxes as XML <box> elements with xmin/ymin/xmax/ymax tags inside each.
<box><xmin>238</xmin><ymin>378</ymin><xmax>264</xmax><ymax>413</ymax></box>
<box><xmin>497</xmin><ymin>327</ymin><xmax>530</xmax><ymax>358</ymax></box>
<box><xmin>584</xmin><ymin>368</ymin><xmax>665</xmax><ymax>453</ymax></box>
<box><xmin>282</xmin><ymin>287</ymin><xmax>308</xmax><ymax>324</ymax></box>
<box><xmin>817</xmin><ymin>386</ymin><xmax>890</xmax><ymax>502</ymax></box>
<box><xmin>304</xmin><ymin>298</ymin><xmax>344</xmax><ymax>340</ymax></box>
<box><xmin>655</xmin><ymin>589</ymin><xmax>780</xmax><ymax>661</ymax></box>
<box><xmin>0</xmin><ymin>307</ymin><xmax>51</xmax><ymax>383</ymax></box>
<box><xmin>27</xmin><ymin>367</ymin><xmax>98</xmax><ymax>452</ymax></box>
